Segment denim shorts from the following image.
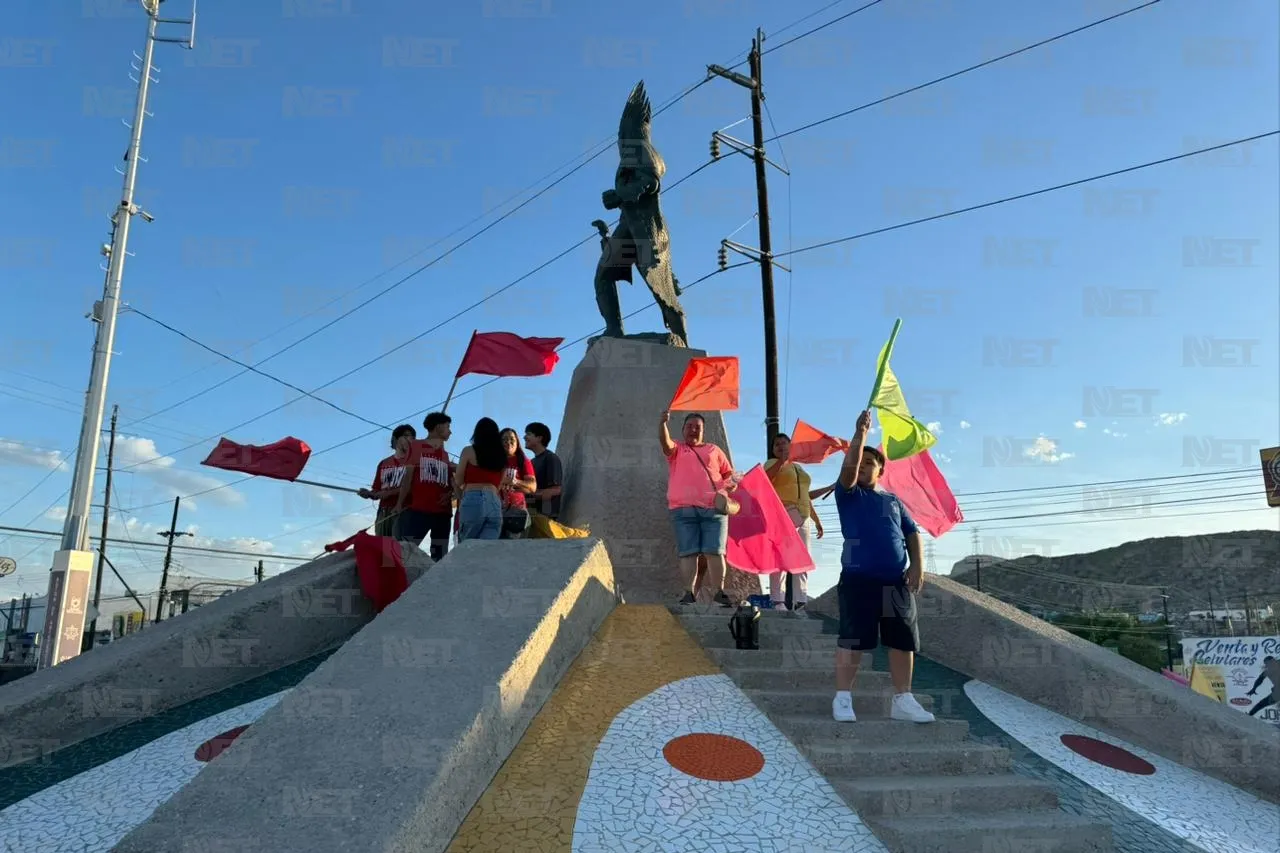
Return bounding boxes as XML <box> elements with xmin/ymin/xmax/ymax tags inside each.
<box><xmin>458</xmin><ymin>489</ymin><xmax>502</xmax><ymax>541</ymax></box>
<box><xmin>669</xmin><ymin>506</ymin><xmax>728</xmax><ymax>557</ymax></box>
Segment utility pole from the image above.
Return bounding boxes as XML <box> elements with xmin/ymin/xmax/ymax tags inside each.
<box><xmin>1161</xmin><ymin>589</ymin><xmax>1174</xmax><ymax>671</ymax></box>
<box><xmin>1244</xmin><ymin>591</ymin><xmax>1253</xmax><ymax>635</ymax></box>
<box><xmin>39</xmin><ymin>0</ymin><xmax>197</xmax><ymax>671</ymax></box>
<box><xmin>708</xmin><ymin>30</ymin><xmax>792</xmax><ymax>607</ymax></box>
<box><xmin>1206</xmin><ymin>588</ymin><xmax>1216</xmax><ymax>637</ymax></box>
<box><xmin>85</xmin><ymin>405</ymin><xmax>119</xmax><ymax>652</ymax></box>
<box><xmin>154</xmin><ymin>496</ymin><xmax>191</xmax><ymax>623</ymax></box>
<box><xmin>708</xmin><ymin>28</ymin><xmax>789</xmax><ymax>458</ymax></box>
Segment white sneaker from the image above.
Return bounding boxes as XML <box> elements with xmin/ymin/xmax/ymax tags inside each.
<box><xmin>771</xmin><ymin>601</ymin><xmax>788</xmax><ymax>611</ymax></box>
<box><xmin>891</xmin><ymin>692</ymin><xmax>936</xmax><ymax>723</ymax></box>
<box><xmin>832</xmin><ymin>692</ymin><xmax>856</xmax><ymax>722</ymax></box>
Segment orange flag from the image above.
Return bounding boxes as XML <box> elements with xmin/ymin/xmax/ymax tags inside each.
<box><xmin>788</xmin><ymin>419</ymin><xmax>850</xmax><ymax>464</ymax></box>
<box><xmin>669</xmin><ymin>356</ymin><xmax>739</xmax><ymax>411</ymax></box>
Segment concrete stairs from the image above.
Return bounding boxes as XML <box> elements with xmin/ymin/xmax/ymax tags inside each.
<box><xmin>675</xmin><ymin>608</ymin><xmax>1114</xmax><ymax>853</ymax></box>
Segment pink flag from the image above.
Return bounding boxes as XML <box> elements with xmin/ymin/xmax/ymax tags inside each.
<box><xmin>725</xmin><ymin>465</ymin><xmax>816</xmax><ymax>575</ymax></box>
<box><xmin>877</xmin><ymin>448</ymin><xmax>964</xmax><ymax>538</ymax></box>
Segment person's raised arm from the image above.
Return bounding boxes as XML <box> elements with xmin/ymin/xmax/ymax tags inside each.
<box><xmin>658</xmin><ymin>410</ymin><xmax>677</xmax><ymax>457</ymax></box>
<box><xmin>838</xmin><ymin>410</ymin><xmax>872</xmax><ymax>489</ymax></box>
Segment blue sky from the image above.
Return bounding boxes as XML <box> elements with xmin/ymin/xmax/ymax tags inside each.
<box><xmin>1</xmin><ymin>0</ymin><xmax>1277</xmax><ymax>609</ymax></box>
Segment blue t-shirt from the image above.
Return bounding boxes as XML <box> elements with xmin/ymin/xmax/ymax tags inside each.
<box><xmin>833</xmin><ymin>483</ymin><xmax>919</xmax><ymax>581</ymax></box>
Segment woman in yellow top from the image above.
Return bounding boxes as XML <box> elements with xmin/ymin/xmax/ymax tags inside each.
<box><xmin>764</xmin><ymin>432</ymin><xmax>826</xmax><ymax>611</ymax></box>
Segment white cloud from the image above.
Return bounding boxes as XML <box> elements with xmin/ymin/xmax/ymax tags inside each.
<box><xmin>1073</xmin><ymin>420</ymin><xmax>1087</xmax><ymax>429</ymax></box>
<box><xmin>0</xmin><ymin>438</ymin><xmax>68</xmax><ymax>471</ymax></box>
<box><xmin>958</xmin><ymin>421</ymin><xmax>971</xmax><ymax>429</ymax></box>
<box><xmin>933</xmin><ymin>451</ymin><xmax>952</xmax><ymax>463</ymax></box>
<box><xmin>113</xmin><ymin>436</ymin><xmax>244</xmax><ymax>508</ymax></box>
<box><xmin>1024</xmin><ymin>436</ymin><xmax>1074</xmax><ymax>464</ymax></box>
<box><xmin>1155</xmin><ymin>412</ymin><xmax>1187</xmax><ymax>426</ymax></box>
<box><xmin>1102</xmin><ymin>427</ymin><xmax>1128</xmax><ymax>439</ymax></box>
<box><xmin>926</xmin><ymin>422</ymin><xmax>942</xmax><ymax>435</ymax></box>
<box><xmin>316</xmin><ymin>492</ymin><xmax>334</xmax><ymax>504</ymax></box>
<box><xmin>44</xmin><ymin>506</ymin><xmax>67</xmax><ymax>521</ymax></box>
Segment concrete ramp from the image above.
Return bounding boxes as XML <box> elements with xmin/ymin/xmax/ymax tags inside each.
<box><xmin>813</xmin><ymin>574</ymin><xmax>1280</xmax><ymax>804</ymax></box>
<box><xmin>0</xmin><ymin>547</ymin><xmax>430</xmax><ymax>770</ymax></box>
<box><xmin>112</xmin><ymin>538</ymin><xmax>617</xmax><ymax>853</ymax></box>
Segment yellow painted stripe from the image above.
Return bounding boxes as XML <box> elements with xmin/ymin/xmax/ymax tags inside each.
<box><xmin>446</xmin><ymin>605</ymin><xmax>720</xmax><ymax>852</ymax></box>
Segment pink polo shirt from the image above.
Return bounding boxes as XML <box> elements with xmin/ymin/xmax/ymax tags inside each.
<box><xmin>667</xmin><ymin>443</ymin><xmax>733</xmax><ymax>510</ymax></box>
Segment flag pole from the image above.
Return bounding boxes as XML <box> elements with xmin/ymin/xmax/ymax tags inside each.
<box><xmin>293</xmin><ymin>477</ymin><xmax>362</xmax><ymax>495</ymax></box>
<box><xmin>443</xmin><ymin>330</ymin><xmax>477</xmax><ymax>414</ymax></box>
<box><xmin>866</xmin><ymin>318</ymin><xmax>903</xmax><ymax>409</ymax></box>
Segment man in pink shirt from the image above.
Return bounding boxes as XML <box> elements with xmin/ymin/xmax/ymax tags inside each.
<box><xmin>659</xmin><ymin>410</ymin><xmax>737</xmax><ymax>607</ymax></box>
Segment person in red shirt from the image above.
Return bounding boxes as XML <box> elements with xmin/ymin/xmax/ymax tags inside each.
<box><xmin>392</xmin><ymin>412</ymin><xmax>455</xmax><ymax>561</ymax></box>
<box><xmin>358</xmin><ymin>424</ymin><xmax>416</xmax><ymax>537</ymax></box>
<box><xmin>498</xmin><ymin>428</ymin><xmax>538</xmax><ymax>539</ymax></box>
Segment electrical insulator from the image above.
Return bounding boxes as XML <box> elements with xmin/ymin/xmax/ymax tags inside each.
<box><xmin>717</xmin><ymin>244</ymin><xmax>728</xmax><ymax>270</ymax></box>
<box><xmin>710</xmin><ymin>135</ymin><xmax>721</xmax><ymax>160</ymax></box>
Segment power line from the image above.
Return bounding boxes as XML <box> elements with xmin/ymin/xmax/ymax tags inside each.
<box><xmin>0</xmin><ymin>524</ymin><xmax>313</xmax><ymax>561</ymax></box>
<box><xmin>770</xmin><ymin>132</ymin><xmax>1279</xmax><ymax>260</ymax></box>
<box><xmin>766</xmin><ymin>0</ymin><xmax>1164</xmax><ymax>143</ymax></box>
<box><xmin>114</xmin><ymin>157</ymin><xmax>726</xmax><ymax>484</ymax></box>
<box><xmin>116</xmin><ymin>0</ymin><xmax>879</xmax><ymax>433</ymax></box>
<box><xmin>116</xmin><ymin>135</ymin><xmax>1279</xmax><ymax>506</ymax></box>
<box><xmin>951</xmin><ymin>466</ymin><xmax>1256</xmax><ymax>499</ymax></box>
<box><xmin>119</xmin><ymin>260</ymin><xmax>757</xmax><ymax>511</ymax></box>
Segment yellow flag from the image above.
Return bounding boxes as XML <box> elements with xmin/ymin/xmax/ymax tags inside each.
<box><xmin>868</xmin><ymin>321</ymin><xmax>937</xmax><ymax>461</ymax></box>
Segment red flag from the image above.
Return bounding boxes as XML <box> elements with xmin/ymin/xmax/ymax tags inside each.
<box><xmin>455</xmin><ymin>331</ymin><xmax>563</xmax><ymax>378</ymax></box>
<box><xmin>201</xmin><ymin>437</ymin><xmax>311</xmax><ymax>481</ymax></box>
<box><xmin>669</xmin><ymin>356</ymin><xmax>739</xmax><ymax>411</ymax></box>
<box><xmin>877</xmin><ymin>447</ymin><xmax>963</xmax><ymax>538</ymax></box>
<box><xmin>325</xmin><ymin>530</ymin><xmax>408</xmax><ymax>613</ymax></box>
<box><xmin>725</xmin><ymin>465</ymin><xmax>816</xmax><ymax>575</ymax></box>
<box><xmin>788</xmin><ymin>419</ymin><xmax>850</xmax><ymax>464</ymax></box>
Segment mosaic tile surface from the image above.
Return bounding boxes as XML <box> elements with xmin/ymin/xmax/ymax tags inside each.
<box><xmin>0</xmin><ymin>690</ymin><xmax>288</xmax><ymax>852</ymax></box>
<box><xmin>965</xmin><ymin>680</ymin><xmax>1280</xmax><ymax>853</ymax></box>
<box><xmin>447</xmin><ymin>605</ymin><xmax>888</xmax><ymax>853</ymax></box>
<box><xmin>447</xmin><ymin>605</ymin><xmax>721</xmax><ymax>852</ymax></box>
<box><xmin>574</xmin><ymin>674</ymin><xmax>888</xmax><ymax>853</ymax></box>
<box><xmin>0</xmin><ymin>646</ymin><xmax>334</xmax><ymax>810</ymax></box>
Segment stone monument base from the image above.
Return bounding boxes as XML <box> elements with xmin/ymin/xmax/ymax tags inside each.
<box><xmin>556</xmin><ymin>337</ymin><xmax>760</xmax><ymax>604</ymax></box>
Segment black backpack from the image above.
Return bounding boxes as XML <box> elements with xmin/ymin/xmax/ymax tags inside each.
<box><xmin>728</xmin><ymin>604</ymin><xmax>761</xmax><ymax>650</ymax></box>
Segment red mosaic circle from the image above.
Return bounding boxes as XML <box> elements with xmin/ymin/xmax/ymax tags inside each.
<box><xmin>1060</xmin><ymin>734</ymin><xmax>1155</xmax><ymax>775</ymax></box>
<box><xmin>662</xmin><ymin>733</ymin><xmax>765</xmax><ymax>782</ymax></box>
<box><xmin>194</xmin><ymin>725</ymin><xmax>250</xmax><ymax>762</ymax></box>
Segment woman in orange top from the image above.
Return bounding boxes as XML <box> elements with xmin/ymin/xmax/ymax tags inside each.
<box><xmin>453</xmin><ymin>417</ymin><xmax>506</xmax><ymax>541</ymax></box>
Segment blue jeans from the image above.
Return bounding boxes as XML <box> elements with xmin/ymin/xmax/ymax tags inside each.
<box><xmin>669</xmin><ymin>506</ymin><xmax>728</xmax><ymax>557</ymax></box>
<box><xmin>458</xmin><ymin>490</ymin><xmax>502</xmax><ymax>541</ymax></box>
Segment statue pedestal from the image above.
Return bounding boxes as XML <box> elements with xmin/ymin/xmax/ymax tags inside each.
<box><xmin>556</xmin><ymin>337</ymin><xmax>761</xmax><ymax>604</ymax></box>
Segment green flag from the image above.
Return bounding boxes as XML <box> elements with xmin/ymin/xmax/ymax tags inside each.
<box><xmin>867</xmin><ymin>320</ymin><xmax>937</xmax><ymax>461</ymax></box>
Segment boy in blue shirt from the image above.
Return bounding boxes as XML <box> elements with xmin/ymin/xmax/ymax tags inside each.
<box><xmin>830</xmin><ymin>410</ymin><xmax>934</xmax><ymax>723</ymax></box>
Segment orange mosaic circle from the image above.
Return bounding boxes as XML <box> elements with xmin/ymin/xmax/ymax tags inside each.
<box><xmin>662</xmin><ymin>733</ymin><xmax>765</xmax><ymax>782</ymax></box>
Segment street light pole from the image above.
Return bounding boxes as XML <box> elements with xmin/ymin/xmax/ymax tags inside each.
<box><xmin>39</xmin><ymin>0</ymin><xmax>196</xmax><ymax>670</ymax></box>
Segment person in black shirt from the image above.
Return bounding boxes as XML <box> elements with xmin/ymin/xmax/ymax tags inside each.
<box><xmin>523</xmin><ymin>422</ymin><xmax>564</xmax><ymax>520</ymax></box>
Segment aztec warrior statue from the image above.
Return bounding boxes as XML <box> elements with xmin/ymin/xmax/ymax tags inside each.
<box><xmin>592</xmin><ymin>80</ymin><xmax>690</xmax><ymax>347</ymax></box>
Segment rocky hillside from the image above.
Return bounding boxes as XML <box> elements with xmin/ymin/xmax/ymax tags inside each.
<box><xmin>949</xmin><ymin>530</ymin><xmax>1280</xmax><ymax>616</ymax></box>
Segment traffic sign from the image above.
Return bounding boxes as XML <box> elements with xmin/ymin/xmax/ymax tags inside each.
<box><xmin>0</xmin><ymin>556</ymin><xmax>15</xmax><ymax>577</ymax></box>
